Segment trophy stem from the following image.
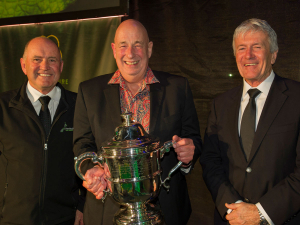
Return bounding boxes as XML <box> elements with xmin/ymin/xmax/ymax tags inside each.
<box><xmin>113</xmin><ymin>202</ymin><xmax>163</xmax><ymax>225</ymax></box>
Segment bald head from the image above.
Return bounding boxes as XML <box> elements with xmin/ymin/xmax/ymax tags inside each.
<box><xmin>111</xmin><ymin>19</ymin><xmax>153</xmax><ymax>84</ymax></box>
<box><xmin>114</xmin><ymin>19</ymin><xmax>150</xmax><ymax>43</ymax></box>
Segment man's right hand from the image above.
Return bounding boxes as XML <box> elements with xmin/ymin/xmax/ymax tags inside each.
<box><xmin>83</xmin><ymin>165</ymin><xmax>110</xmax><ymax>199</ymax></box>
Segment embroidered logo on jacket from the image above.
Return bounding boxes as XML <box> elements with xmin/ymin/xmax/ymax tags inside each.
<box><xmin>60</xmin><ymin>122</ymin><xmax>74</xmax><ymax>132</ymax></box>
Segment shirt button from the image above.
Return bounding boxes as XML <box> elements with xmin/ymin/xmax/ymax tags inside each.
<box><xmin>246</xmin><ymin>167</ymin><xmax>252</xmax><ymax>173</ymax></box>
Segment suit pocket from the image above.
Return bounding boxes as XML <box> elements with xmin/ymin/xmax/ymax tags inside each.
<box><xmin>266</xmin><ymin>122</ymin><xmax>297</xmax><ymax>135</ymax></box>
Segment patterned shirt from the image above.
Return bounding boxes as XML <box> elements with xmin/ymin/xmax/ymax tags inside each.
<box><xmin>108</xmin><ymin>67</ymin><xmax>159</xmax><ymax>132</ymax></box>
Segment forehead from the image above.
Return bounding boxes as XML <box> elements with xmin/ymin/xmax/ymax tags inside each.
<box><xmin>27</xmin><ymin>39</ymin><xmax>60</xmax><ymax>57</ymax></box>
<box><xmin>235</xmin><ymin>30</ymin><xmax>269</xmax><ymax>45</ymax></box>
<box><xmin>115</xmin><ymin>24</ymin><xmax>148</xmax><ymax>44</ymax></box>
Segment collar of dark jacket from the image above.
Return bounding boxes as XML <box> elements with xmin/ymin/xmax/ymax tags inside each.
<box><xmin>8</xmin><ymin>80</ymin><xmax>73</xmax><ymax>113</ymax></box>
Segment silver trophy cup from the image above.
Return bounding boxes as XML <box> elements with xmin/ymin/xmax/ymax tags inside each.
<box><xmin>74</xmin><ymin>112</ymin><xmax>182</xmax><ymax>224</ymax></box>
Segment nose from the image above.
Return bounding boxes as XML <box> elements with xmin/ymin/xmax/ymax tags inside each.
<box><xmin>40</xmin><ymin>59</ymin><xmax>50</xmax><ymax>70</ymax></box>
<box><xmin>126</xmin><ymin>46</ymin><xmax>135</xmax><ymax>58</ymax></box>
<box><xmin>245</xmin><ymin>48</ymin><xmax>255</xmax><ymax>59</ymax></box>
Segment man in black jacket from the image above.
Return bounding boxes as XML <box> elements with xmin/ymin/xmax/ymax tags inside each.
<box><xmin>0</xmin><ymin>37</ymin><xmax>84</xmax><ymax>225</ymax></box>
<box><xmin>73</xmin><ymin>19</ymin><xmax>202</xmax><ymax>225</ymax></box>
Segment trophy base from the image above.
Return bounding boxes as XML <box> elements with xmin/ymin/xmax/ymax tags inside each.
<box><xmin>113</xmin><ymin>202</ymin><xmax>163</xmax><ymax>225</ymax></box>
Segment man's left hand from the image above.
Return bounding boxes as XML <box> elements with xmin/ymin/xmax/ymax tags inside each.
<box><xmin>74</xmin><ymin>209</ymin><xmax>84</xmax><ymax>225</ymax></box>
<box><xmin>225</xmin><ymin>202</ymin><xmax>260</xmax><ymax>225</ymax></box>
<box><xmin>172</xmin><ymin>135</ymin><xmax>194</xmax><ymax>166</ymax></box>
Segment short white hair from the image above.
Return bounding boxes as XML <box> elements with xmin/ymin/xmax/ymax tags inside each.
<box><xmin>232</xmin><ymin>18</ymin><xmax>278</xmax><ymax>56</ymax></box>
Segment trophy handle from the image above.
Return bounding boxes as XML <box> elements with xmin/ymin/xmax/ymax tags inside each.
<box><xmin>74</xmin><ymin>152</ymin><xmax>111</xmax><ymax>202</ymax></box>
<box><xmin>159</xmin><ymin>141</ymin><xmax>183</xmax><ymax>191</ymax></box>
<box><xmin>74</xmin><ymin>152</ymin><xmax>104</xmax><ymax>180</ymax></box>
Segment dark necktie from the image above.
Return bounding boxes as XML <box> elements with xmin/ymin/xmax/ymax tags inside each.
<box><xmin>39</xmin><ymin>96</ymin><xmax>51</xmax><ymax>137</ymax></box>
<box><xmin>240</xmin><ymin>88</ymin><xmax>261</xmax><ymax>161</ymax></box>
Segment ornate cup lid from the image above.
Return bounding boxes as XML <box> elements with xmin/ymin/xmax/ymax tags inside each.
<box><xmin>101</xmin><ymin>111</ymin><xmax>160</xmax><ymax>156</ymax></box>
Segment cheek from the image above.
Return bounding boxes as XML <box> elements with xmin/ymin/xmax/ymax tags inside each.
<box><xmin>135</xmin><ymin>49</ymin><xmax>145</xmax><ymax>58</ymax></box>
<box><xmin>29</xmin><ymin>65</ymin><xmax>39</xmax><ymax>74</ymax></box>
<box><xmin>52</xmin><ymin>65</ymin><xmax>61</xmax><ymax>74</ymax></box>
<box><xmin>118</xmin><ymin>49</ymin><xmax>126</xmax><ymax>55</ymax></box>
<box><xmin>236</xmin><ymin>58</ymin><xmax>244</xmax><ymax>68</ymax></box>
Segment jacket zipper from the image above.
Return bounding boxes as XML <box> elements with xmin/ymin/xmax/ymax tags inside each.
<box><xmin>39</xmin><ymin>109</ymin><xmax>67</xmax><ymax>224</ymax></box>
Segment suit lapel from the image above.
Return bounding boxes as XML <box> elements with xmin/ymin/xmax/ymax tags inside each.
<box><xmin>104</xmin><ymin>84</ymin><xmax>122</xmax><ymax>127</ymax></box>
<box><xmin>248</xmin><ymin>75</ymin><xmax>287</xmax><ymax>162</ymax></box>
<box><xmin>228</xmin><ymin>86</ymin><xmax>248</xmax><ymax>162</ymax></box>
<box><xmin>149</xmin><ymin>82</ymin><xmax>164</xmax><ymax>135</ymax></box>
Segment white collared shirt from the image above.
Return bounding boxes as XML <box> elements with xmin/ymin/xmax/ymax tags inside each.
<box><xmin>238</xmin><ymin>71</ymin><xmax>275</xmax><ymax>134</ymax></box>
<box><xmin>26</xmin><ymin>82</ymin><xmax>61</xmax><ymax>122</ymax></box>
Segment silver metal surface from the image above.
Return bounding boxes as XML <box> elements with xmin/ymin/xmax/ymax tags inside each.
<box><xmin>74</xmin><ymin>112</ymin><xmax>182</xmax><ymax>224</ymax></box>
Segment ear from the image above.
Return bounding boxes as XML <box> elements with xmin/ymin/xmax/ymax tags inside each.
<box><xmin>60</xmin><ymin>60</ymin><xmax>64</xmax><ymax>73</ymax></box>
<box><xmin>111</xmin><ymin>43</ymin><xmax>117</xmax><ymax>59</ymax></box>
<box><xmin>20</xmin><ymin>58</ymin><xmax>27</xmax><ymax>75</ymax></box>
<box><xmin>271</xmin><ymin>50</ymin><xmax>278</xmax><ymax>65</ymax></box>
<box><xmin>147</xmin><ymin>41</ymin><xmax>153</xmax><ymax>59</ymax></box>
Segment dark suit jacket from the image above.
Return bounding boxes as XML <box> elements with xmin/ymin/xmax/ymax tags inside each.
<box><xmin>73</xmin><ymin>71</ymin><xmax>202</xmax><ymax>225</ymax></box>
<box><xmin>200</xmin><ymin>74</ymin><xmax>300</xmax><ymax>225</ymax></box>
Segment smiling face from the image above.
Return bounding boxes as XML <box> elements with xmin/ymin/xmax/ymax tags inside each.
<box><xmin>20</xmin><ymin>37</ymin><xmax>63</xmax><ymax>94</ymax></box>
<box><xmin>111</xmin><ymin>19</ymin><xmax>153</xmax><ymax>83</ymax></box>
<box><xmin>234</xmin><ymin>31</ymin><xmax>278</xmax><ymax>87</ymax></box>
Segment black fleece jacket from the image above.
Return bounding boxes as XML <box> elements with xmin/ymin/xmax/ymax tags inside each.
<box><xmin>0</xmin><ymin>81</ymin><xmax>84</xmax><ymax>225</ymax></box>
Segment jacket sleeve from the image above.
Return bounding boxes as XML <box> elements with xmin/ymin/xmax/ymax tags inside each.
<box><xmin>180</xmin><ymin>77</ymin><xmax>202</xmax><ymax>172</ymax></box>
<box><xmin>200</xmin><ymin>98</ymin><xmax>242</xmax><ymax>218</ymax></box>
<box><xmin>73</xmin><ymin>83</ymin><xmax>98</xmax><ymax>172</ymax></box>
<box><xmin>258</xmin><ymin>130</ymin><xmax>300</xmax><ymax>224</ymax></box>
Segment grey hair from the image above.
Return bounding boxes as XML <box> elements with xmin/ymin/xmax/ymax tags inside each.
<box><xmin>232</xmin><ymin>18</ymin><xmax>278</xmax><ymax>56</ymax></box>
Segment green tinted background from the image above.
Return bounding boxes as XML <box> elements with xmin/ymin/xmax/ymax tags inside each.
<box><xmin>0</xmin><ymin>17</ymin><xmax>120</xmax><ymax>93</ymax></box>
<box><xmin>0</xmin><ymin>0</ymin><xmax>120</xmax><ymax>18</ymax></box>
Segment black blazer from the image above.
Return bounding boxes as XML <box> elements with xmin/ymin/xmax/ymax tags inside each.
<box><xmin>73</xmin><ymin>71</ymin><xmax>202</xmax><ymax>225</ymax></box>
<box><xmin>200</xmin><ymin>74</ymin><xmax>300</xmax><ymax>224</ymax></box>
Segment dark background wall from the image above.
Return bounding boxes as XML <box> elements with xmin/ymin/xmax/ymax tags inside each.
<box><xmin>0</xmin><ymin>0</ymin><xmax>299</xmax><ymax>224</ymax></box>
<box><xmin>127</xmin><ymin>0</ymin><xmax>300</xmax><ymax>224</ymax></box>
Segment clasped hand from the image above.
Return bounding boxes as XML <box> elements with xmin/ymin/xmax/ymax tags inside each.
<box><xmin>82</xmin><ymin>163</ymin><xmax>111</xmax><ymax>199</ymax></box>
<box><xmin>225</xmin><ymin>202</ymin><xmax>260</xmax><ymax>225</ymax></box>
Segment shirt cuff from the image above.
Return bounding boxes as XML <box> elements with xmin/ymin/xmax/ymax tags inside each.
<box><xmin>180</xmin><ymin>165</ymin><xmax>192</xmax><ymax>173</ymax></box>
<box><xmin>256</xmin><ymin>202</ymin><xmax>274</xmax><ymax>225</ymax></box>
<box><xmin>227</xmin><ymin>200</ymin><xmax>243</xmax><ymax>214</ymax></box>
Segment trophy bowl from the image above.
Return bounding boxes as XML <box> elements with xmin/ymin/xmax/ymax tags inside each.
<box><xmin>74</xmin><ymin>112</ymin><xmax>182</xmax><ymax>225</ymax></box>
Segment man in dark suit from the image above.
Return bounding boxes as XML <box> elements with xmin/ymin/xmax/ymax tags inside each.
<box><xmin>73</xmin><ymin>19</ymin><xmax>201</xmax><ymax>225</ymax></box>
<box><xmin>200</xmin><ymin>18</ymin><xmax>300</xmax><ymax>225</ymax></box>
<box><xmin>0</xmin><ymin>37</ymin><xmax>84</xmax><ymax>224</ymax></box>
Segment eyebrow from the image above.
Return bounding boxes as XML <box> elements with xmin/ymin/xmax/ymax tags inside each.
<box><xmin>134</xmin><ymin>41</ymin><xmax>143</xmax><ymax>44</ymax></box>
<box><xmin>32</xmin><ymin>55</ymin><xmax>58</xmax><ymax>59</ymax></box>
<box><xmin>237</xmin><ymin>42</ymin><xmax>262</xmax><ymax>48</ymax></box>
<box><xmin>118</xmin><ymin>41</ymin><xmax>144</xmax><ymax>45</ymax></box>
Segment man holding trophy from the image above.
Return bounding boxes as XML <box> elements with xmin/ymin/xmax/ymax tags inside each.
<box><xmin>73</xmin><ymin>19</ymin><xmax>201</xmax><ymax>225</ymax></box>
